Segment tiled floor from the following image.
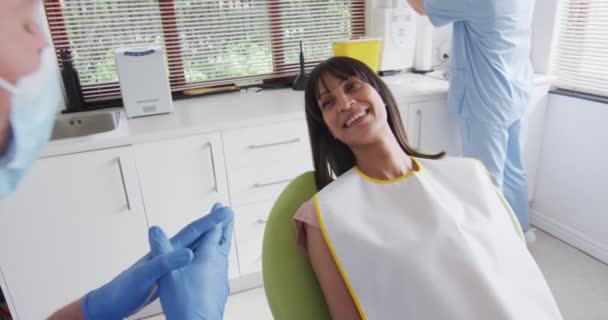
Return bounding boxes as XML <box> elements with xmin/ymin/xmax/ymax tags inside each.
<box><xmin>149</xmin><ymin>229</ymin><xmax>608</xmax><ymax>320</ymax></box>
<box><xmin>224</xmin><ymin>287</ymin><xmax>273</xmax><ymax>320</ymax></box>
<box><xmin>528</xmin><ymin>229</ymin><xmax>608</xmax><ymax>320</ymax></box>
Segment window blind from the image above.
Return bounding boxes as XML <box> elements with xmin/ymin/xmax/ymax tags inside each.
<box><xmin>553</xmin><ymin>0</ymin><xmax>608</xmax><ymax>97</ymax></box>
<box><xmin>44</xmin><ymin>0</ymin><xmax>364</xmax><ymax>103</ymax></box>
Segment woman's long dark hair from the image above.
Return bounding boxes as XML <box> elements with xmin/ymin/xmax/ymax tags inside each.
<box><xmin>304</xmin><ymin>56</ymin><xmax>445</xmax><ymax>190</ymax></box>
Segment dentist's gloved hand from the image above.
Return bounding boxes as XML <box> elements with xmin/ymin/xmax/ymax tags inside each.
<box><xmin>149</xmin><ymin>203</ymin><xmax>234</xmax><ymax>320</ymax></box>
<box><xmin>81</xmin><ymin>248</ymin><xmax>193</xmax><ymax>320</ymax></box>
<box><xmin>81</xmin><ymin>206</ymin><xmax>232</xmax><ymax>320</ymax></box>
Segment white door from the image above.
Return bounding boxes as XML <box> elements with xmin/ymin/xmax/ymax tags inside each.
<box><xmin>132</xmin><ymin>133</ymin><xmax>238</xmax><ymax>279</ymax></box>
<box><xmin>232</xmin><ymin>201</ymin><xmax>275</xmax><ymax>276</ymax></box>
<box><xmin>407</xmin><ymin>99</ymin><xmax>463</xmax><ymax>156</ymax></box>
<box><xmin>0</xmin><ymin>147</ymin><xmax>149</xmax><ymax>320</ymax></box>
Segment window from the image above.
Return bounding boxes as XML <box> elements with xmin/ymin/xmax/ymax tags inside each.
<box><xmin>553</xmin><ymin>0</ymin><xmax>608</xmax><ymax>98</ymax></box>
<box><xmin>44</xmin><ymin>0</ymin><xmax>364</xmax><ymax>104</ymax></box>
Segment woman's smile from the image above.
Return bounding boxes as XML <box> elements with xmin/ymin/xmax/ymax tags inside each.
<box><xmin>343</xmin><ymin>108</ymin><xmax>370</xmax><ymax>128</ymax></box>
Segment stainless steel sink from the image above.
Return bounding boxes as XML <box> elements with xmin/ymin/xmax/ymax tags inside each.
<box><xmin>51</xmin><ymin>111</ymin><xmax>120</xmax><ymax>140</ymax></box>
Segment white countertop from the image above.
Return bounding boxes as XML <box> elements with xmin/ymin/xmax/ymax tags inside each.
<box><xmin>42</xmin><ymin>71</ymin><xmax>551</xmax><ymax>158</ymax></box>
<box><xmin>43</xmin><ymin>89</ymin><xmax>308</xmax><ymax>157</ymax></box>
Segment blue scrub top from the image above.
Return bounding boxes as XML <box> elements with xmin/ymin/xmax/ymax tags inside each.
<box><xmin>424</xmin><ymin>0</ymin><xmax>535</xmax><ymax>125</ymax></box>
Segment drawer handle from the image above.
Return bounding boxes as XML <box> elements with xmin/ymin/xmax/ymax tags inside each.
<box><xmin>117</xmin><ymin>157</ymin><xmax>131</xmax><ymax>211</ymax></box>
<box><xmin>206</xmin><ymin>142</ymin><xmax>218</xmax><ymax>193</ymax></box>
<box><xmin>253</xmin><ymin>178</ymin><xmax>292</xmax><ymax>188</ymax></box>
<box><xmin>256</xmin><ymin>219</ymin><xmax>268</xmax><ymax>224</ymax></box>
<box><xmin>248</xmin><ymin>138</ymin><xmax>301</xmax><ymax>149</ymax></box>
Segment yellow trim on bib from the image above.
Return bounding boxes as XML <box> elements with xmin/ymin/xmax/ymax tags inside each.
<box><xmin>313</xmin><ymin>195</ymin><xmax>367</xmax><ymax>320</ymax></box>
<box><xmin>354</xmin><ymin>157</ymin><xmax>422</xmax><ymax>184</ymax></box>
<box><xmin>470</xmin><ymin>158</ymin><xmax>525</xmax><ymax>241</ymax></box>
<box><xmin>496</xmin><ymin>190</ymin><xmax>525</xmax><ymax>241</ymax></box>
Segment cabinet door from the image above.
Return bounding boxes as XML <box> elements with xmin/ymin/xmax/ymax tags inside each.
<box><xmin>132</xmin><ymin>133</ymin><xmax>238</xmax><ymax>279</ymax></box>
<box><xmin>233</xmin><ymin>201</ymin><xmax>274</xmax><ymax>276</ymax></box>
<box><xmin>407</xmin><ymin>99</ymin><xmax>462</xmax><ymax>156</ymax></box>
<box><xmin>0</xmin><ymin>147</ymin><xmax>149</xmax><ymax>320</ymax></box>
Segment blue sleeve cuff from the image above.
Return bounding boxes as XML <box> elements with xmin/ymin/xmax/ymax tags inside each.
<box><xmin>0</xmin><ymin>131</ymin><xmax>15</xmax><ymax>167</ymax></box>
<box><xmin>81</xmin><ymin>292</ymin><xmax>95</xmax><ymax>320</ymax></box>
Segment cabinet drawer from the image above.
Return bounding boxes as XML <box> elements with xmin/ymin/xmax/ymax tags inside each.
<box><xmin>223</xmin><ymin>121</ymin><xmax>313</xmax><ymax>206</ymax></box>
<box><xmin>233</xmin><ymin>202</ymin><xmax>274</xmax><ymax>275</ymax></box>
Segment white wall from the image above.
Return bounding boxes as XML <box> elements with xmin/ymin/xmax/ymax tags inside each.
<box><xmin>430</xmin><ymin>23</ymin><xmax>452</xmax><ymax>68</ymax></box>
<box><xmin>532</xmin><ymin>94</ymin><xmax>608</xmax><ymax>264</ymax></box>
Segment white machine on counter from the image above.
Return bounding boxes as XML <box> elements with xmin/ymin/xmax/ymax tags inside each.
<box><xmin>366</xmin><ymin>1</ymin><xmax>417</xmax><ymax>74</ymax></box>
<box><xmin>413</xmin><ymin>16</ymin><xmax>434</xmax><ymax>74</ymax></box>
<box><xmin>115</xmin><ymin>45</ymin><xmax>173</xmax><ymax>118</ymax></box>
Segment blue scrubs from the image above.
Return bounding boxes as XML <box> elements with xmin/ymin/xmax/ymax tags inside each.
<box><xmin>424</xmin><ymin>0</ymin><xmax>535</xmax><ymax>230</ymax></box>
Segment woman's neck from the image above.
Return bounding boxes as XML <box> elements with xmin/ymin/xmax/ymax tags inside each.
<box><xmin>352</xmin><ymin>133</ymin><xmax>413</xmax><ymax>180</ymax></box>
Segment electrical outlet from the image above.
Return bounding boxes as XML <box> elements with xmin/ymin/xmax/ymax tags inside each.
<box><xmin>435</xmin><ymin>42</ymin><xmax>451</xmax><ymax>62</ymax></box>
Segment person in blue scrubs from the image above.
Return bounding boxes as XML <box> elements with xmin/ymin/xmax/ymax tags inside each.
<box><xmin>408</xmin><ymin>0</ymin><xmax>536</xmax><ymax>239</ymax></box>
<box><xmin>0</xmin><ymin>0</ymin><xmax>232</xmax><ymax>319</ymax></box>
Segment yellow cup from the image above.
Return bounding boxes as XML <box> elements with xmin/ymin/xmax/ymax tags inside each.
<box><xmin>332</xmin><ymin>38</ymin><xmax>382</xmax><ymax>72</ymax></box>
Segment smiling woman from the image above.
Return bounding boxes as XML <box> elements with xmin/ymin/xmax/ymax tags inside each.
<box><xmin>303</xmin><ymin>56</ymin><xmax>443</xmax><ymax>189</ymax></box>
<box><xmin>293</xmin><ymin>56</ymin><xmax>563</xmax><ymax>319</ymax></box>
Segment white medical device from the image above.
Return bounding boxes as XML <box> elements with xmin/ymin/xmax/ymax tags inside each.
<box><xmin>413</xmin><ymin>16</ymin><xmax>434</xmax><ymax>74</ymax></box>
<box><xmin>366</xmin><ymin>3</ymin><xmax>417</xmax><ymax>74</ymax></box>
<box><xmin>115</xmin><ymin>46</ymin><xmax>173</xmax><ymax>118</ymax></box>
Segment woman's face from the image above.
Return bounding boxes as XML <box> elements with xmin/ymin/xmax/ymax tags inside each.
<box><xmin>316</xmin><ymin>72</ymin><xmax>389</xmax><ymax>148</ymax></box>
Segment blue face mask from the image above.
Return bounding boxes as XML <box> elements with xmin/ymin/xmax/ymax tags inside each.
<box><xmin>0</xmin><ymin>48</ymin><xmax>61</xmax><ymax>198</ymax></box>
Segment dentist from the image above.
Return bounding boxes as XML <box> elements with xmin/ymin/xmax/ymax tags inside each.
<box><xmin>0</xmin><ymin>0</ymin><xmax>232</xmax><ymax>319</ymax></box>
<box><xmin>407</xmin><ymin>0</ymin><xmax>537</xmax><ymax>240</ymax></box>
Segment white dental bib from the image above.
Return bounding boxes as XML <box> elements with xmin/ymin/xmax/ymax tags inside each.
<box><xmin>314</xmin><ymin>157</ymin><xmax>562</xmax><ymax>319</ymax></box>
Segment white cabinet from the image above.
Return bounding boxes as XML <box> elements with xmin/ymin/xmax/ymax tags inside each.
<box><xmin>400</xmin><ymin>87</ymin><xmax>549</xmax><ymax>202</ymax></box>
<box><xmin>406</xmin><ymin>99</ymin><xmax>463</xmax><ymax>156</ymax></box>
<box><xmin>222</xmin><ymin>120</ymin><xmax>313</xmax><ymax>207</ymax></box>
<box><xmin>233</xmin><ymin>201</ymin><xmax>275</xmax><ymax>276</ymax></box>
<box><xmin>132</xmin><ymin>133</ymin><xmax>238</xmax><ymax>279</ymax></box>
<box><xmin>223</xmin><ymin>120</ymin><xmax>313</xmax><ymax>276</ymax></box>
<box><xmin>0</xmin><ymin>147</ymin><xmax>149</xmax><ymax>320</ymax></box>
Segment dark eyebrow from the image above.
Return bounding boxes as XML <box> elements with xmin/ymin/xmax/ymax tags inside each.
<box><xmin>317</xmin><ymin>76</ymin><xmax>331</xmax><ymax>99</ymax></box>
<box><xmin>317</xmin><ymin>78</ymin><xmax>346</xmax><ymax>99</ymax></box>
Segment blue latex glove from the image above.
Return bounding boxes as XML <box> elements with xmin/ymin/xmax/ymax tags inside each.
<box><xmin>81</xmin><ymin>206</ymin><xmax>232</xmax><ymax>320</ymax></box>
<box><xmin>149</xmin><ymin>203</ymin><xmax>234</xmax><ymax>320</ymax></box>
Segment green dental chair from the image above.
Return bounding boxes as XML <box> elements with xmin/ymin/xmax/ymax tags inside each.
<box><xmin>261</xmin><ymin>172</ymin><xmax>331</xmax><ymax>320</ymax></box>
